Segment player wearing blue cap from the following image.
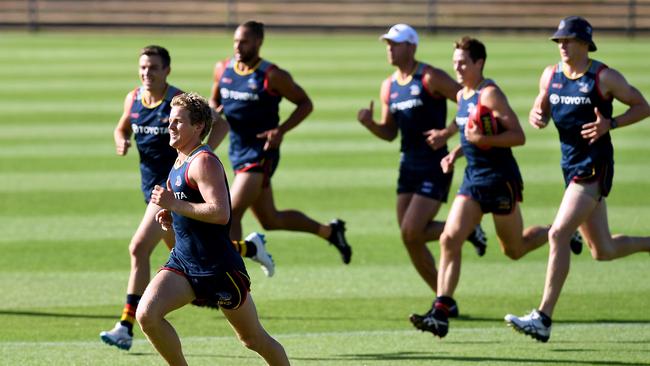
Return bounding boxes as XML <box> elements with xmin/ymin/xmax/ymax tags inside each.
<box><xmin>505</xmin><ymin>16</ymin><xmax>650</xmax><ymax>342</ymax></box>
<box><xmin>411</xmin><ymin>36</ymin><xmax>582</xmax><ymax>340</ymax></box>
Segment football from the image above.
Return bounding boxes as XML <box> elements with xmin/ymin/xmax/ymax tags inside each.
<box><xmin>468</xmin><ymin>103</ymin><xmax>498</xmax><ymax>149</ymax></box>
<box><xmin>471</xmin><ymin>103</ymin><xmax>498</xmax><ymax>135</ymax></box>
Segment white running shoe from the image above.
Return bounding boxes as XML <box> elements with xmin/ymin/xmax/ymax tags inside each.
<box><xmin>100</xmin><ymin>322</ymin><xmax>133</xmax><ymax>350</ymax></box>
<box><xmin>505</xmin><ymin>310</ymin><xmax>551</xmax><ymax>342</ymax></box>
<box><xmin>246</xmin><ymin>232</ymin><xmax>275</xmax><ymax>277</ymax></box>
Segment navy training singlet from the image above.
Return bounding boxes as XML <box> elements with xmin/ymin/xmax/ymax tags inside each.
<box><xmin>385</xmin><ymin>62</ymin><xmax>449</xmax><ymax>167</ymax></box>
<box><xmin>217</xmin><ymin>58</ymin><xmax>282</xmax><ymax>169</ymax></box>
<box><xmin>166</xmin><ymin>145</ymin><xmax>244</xmax><ymax>276</ymax></box>
<box><xmin>547</xmin><ymin>60</ymin><xmax>614</xmax><ymax>181</ymax></box>
<box><xmin>456</xmin><ymin>79</ymin><xmax>522</xmax><ymax>185</ymax></box>
<box><xmin>129</xmin><ymin>84</ymin><xmax>182</xmax><ymax>201</ymax></box>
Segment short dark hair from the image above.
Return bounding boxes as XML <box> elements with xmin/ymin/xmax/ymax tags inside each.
<box><xmin>140</xmin><ymin>45</ymin><xmax>171</xmax><ymax>68</ymax></box>
<box><xmin>171</xmin><ymin>92</ymin><xmax>213</xmax><ymax>139</ymax></box>
<box><xmin>454</xmin><ymin>37</ymin><xmax>487</xmax><ymax>65</ymax></box>
<box><xmin>241</xmin><ymin>20</ymin><xmax>264</xmax><ymax>40</ymax></box>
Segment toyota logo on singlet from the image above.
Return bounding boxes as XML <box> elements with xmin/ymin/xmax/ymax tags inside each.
<box><xmin>549</xmin><ymin>93</ymin><xmax>560</xmax><ymax>105</ymax></box>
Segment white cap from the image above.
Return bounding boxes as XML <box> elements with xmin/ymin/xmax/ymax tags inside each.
<box><xmin>380</xmin><ymin>24</ymin><xmax>418</xmax><ymax>45</ymax></box>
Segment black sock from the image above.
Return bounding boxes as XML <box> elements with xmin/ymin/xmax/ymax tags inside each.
<box><xmin>120</xmin><ymin>294</ymin><xmax>141</xmax><ymax>336</ymax></box>
<box><xmin>537</xmin><ymin>310</ymin><xmax>553</xmax><ymax>327</ymax></box>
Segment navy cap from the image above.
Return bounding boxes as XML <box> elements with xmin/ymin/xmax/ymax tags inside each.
<box><xmin>550</xmin><ymin>16</ymin><xmax>597</xmax><ymax>52</ymax></box>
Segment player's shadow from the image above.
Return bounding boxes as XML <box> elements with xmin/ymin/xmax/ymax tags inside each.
<box><xmin>326</xmin><ymin>352</ymin><xmax>650</xmax><ymax>365</ymax></box>
<box><xmin>0</xmin><ymin>309</ymin><xmax>114</xmax><ymax>319</ymax></box>
<box><xmin>456</xmin><ymin>314</ymin><xmax>650</xmax><ymax>324</ymax></box>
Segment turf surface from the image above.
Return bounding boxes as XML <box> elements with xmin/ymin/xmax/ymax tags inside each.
<box><xmin>0</xmin><ymin>30</ymin><xmax>649</xmax><ymax>365</ymax></box>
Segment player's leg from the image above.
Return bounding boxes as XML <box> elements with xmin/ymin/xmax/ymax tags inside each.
<box><xmin>127</xmin><ymin>202</ymin><xmax>171</xmax><ymax>297</ymax></box>
<box><xmin>229</xmin><ymin>171</ymin><xmax>265</xmax><ymax>241</ymax></box>
<box><xmin>136</xmin><ymin>270</ymin><xmax>195</xmax><ymax>365</ymax></box>
<box><xmin>222</xmin><ymin>295</ymin><xmax>290</xmax><ymax>366</ymax></box>
<box><xmin>101</xmin><ymin>202</ymin><xmax>169</xmax><ymax>349</ymax></box>
<box><xmin>251</xmin><ymin>183</ymin><xmax>352</xmax><ymax>263</ymax></box>
<box><xmin>437</xmin><ymin>196</ymin><xmax>483</xmax><ymax>297</ymax></box>
<box><xmin>412</xmin><ymin>196</ymin><xmax>482</xmax><ymax>338</ymax></box>
<box><xmin>397</xmin><ymin>193</ymin><xmax>443</xmax><ymax>293</ymax></box>
<box><xmin>505</xmin><ymin>182</ymin><xmax>597</xmax><ymax>342</ymax></box>
<box><xmin>580</xmin><ymin>199</ymin><xmax>650</xmax><ymax>260</ymax></box>
<box><xmin>493</xmin><ymin>204</ymin><xmax>548</xmax><ymax>260</ymax></box>
<box><xmin>540</xmin><ymin>183</ymin><xmax>599</xmax><ymax>317</ymax></box>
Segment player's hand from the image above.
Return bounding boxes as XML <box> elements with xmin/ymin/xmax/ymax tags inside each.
<box><xmin>440</xmin><ymin>153</ymin><xmax>455</xmax><ymax>174</ymax></box>
<box><xmin>464</xmin><ymin>120</ymin><xmax>483</xmax><ymax>145</ymax></box>
<box><xmin>529</xmin><ymin>107</ymin><xmax>549</xmax><ymax>129</ymax></box>
<box><xmin>150</xmin><ymin>185</ymin><xmax>175</xmax><ymax>210</ymax></box>
<box><xmin>581</xmin><ymin>107</ymin><xmax>610</xmax><ymax>144</ymax></box>
<box><xmin>115</xmin><ymin>139</ymin><xmax>131</xmax><ymax>156</ymax></box>
<box><xmin>357</xmin><ymin>100</ymin><xmax>374</xmax><ymax>127</ymax></box>
<box><xmin>423</xmin><ymin>128</ymin><xmax>448</xmax><ymax>150</ymax></box>
<box><xmin>256</xmin><ymin>128</ymin><xmax>283</xmax><ymax>150</ymax></box>
<box><xmin>211</xmin><ymin>105</ymin><xmax>225</xmax><ymax>123</ymax></box>
<box><xmin>155</xmin><ymin>209</ymin><xmax>173</xmax><ymax>231</ymax></box>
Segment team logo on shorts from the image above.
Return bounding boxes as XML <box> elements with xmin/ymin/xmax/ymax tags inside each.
<box><xmin>421</xmin><ymin>181</ymin><xmax>433</xmax><ymax>194</ymax></box>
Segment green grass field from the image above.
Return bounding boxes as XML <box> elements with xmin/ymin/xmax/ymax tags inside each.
<box><xmin>1</xmin><ymin>30</ymin><xmax>649</xmax><ymax>366</ymax></box>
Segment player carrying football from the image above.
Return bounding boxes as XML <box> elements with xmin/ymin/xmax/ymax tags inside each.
<box><xmin>410</xmin><ymin>36</ymin><xmax>582</xmax><ymax>339</ymax></box>
<box><xmin>356</xmin><ymin>24</ymin><xmax>488</xmax><ymax>320</ymax></box>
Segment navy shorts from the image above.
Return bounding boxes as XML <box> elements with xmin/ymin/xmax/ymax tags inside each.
<box><xmin>397</xmin><ymin>164</ymin><xmax>452</xmax><ymax>202</ymax></box>
<box><xmin>233</xmin><ymin>149</ymin><xmax>280</xmax><ymax>188</ymax></box>
<box><xmin>458</xmin><ymin>178</ymin><xmax>523</xmax><ymax>215</ymax></box>
<box><xmin>162</xmin><ymin>265</ymin><xmax>251</xmax><ymax>310</ymax></box>
<box><xmin>140</xmin><ymin>162</ymin><xmax>174</xmax><ymax>203</ymax></box>
<box><xmin>563</xmin><ymin>161</ymin><xmax>613</xmax><ymax>198</ymax></box>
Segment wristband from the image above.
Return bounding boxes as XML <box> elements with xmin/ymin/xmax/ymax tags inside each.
<box><xmin>610</xmin><ymin>117</ymin><xmax>618</xmax><ymax>129</ymax></box>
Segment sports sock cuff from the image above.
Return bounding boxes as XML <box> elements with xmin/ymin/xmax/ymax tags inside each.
<box><xmin>537</xmin><ymin>310</ymin><xmax>552</xmax><ymax>326</ymax></box>
<box><xmin>244</xmin><ymin>240</ymin><xmax>257</xmax><ymax>257</ymax></box>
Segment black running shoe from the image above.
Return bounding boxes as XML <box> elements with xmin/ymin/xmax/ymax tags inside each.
<box><xmin>570</xmin><ymin>231</ymin><xmax>583</xmax><ymax>255</ymax></box>
<box><xmin>328</xmin><ymin>219</ymin><xmax>352</xmax><ymax>264</ymax></box>
<box><xmin>413</xmin><ymin>309</ymin><xmax>449</xmax><ymax>338</ymax></box>
<box><xmin>409</xmin><ymin>299</ymin><xmax>457</xmax><ymax>331</ymax></box>
<box><xmin>467</xmin><ymin>224</ymin><xmax>487</xmax><ymax>257</ymax></box>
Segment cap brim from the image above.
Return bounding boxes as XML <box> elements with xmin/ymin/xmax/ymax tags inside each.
<box><xmin>550</xmin><ymin>34</ymin><xmax>597</xmax><ymax>52</ymax></box>
<box><xmin>380</xmin><ymin>34</ymin><xmax>405</xmax><ymax>43</ymax></box>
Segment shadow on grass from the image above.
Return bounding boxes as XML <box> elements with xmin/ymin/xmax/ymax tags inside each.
<box><xmin>0</xmin><ymin>309</ymin><xmax>114</xmax><ymax>319</ymax></box>
<box><xmin>292</xmin><ymin>352</ymin><xmax>650</xmax><ymax>365</ymax></box>
<box><xmin>456</xmin><ymin>314</ymin><xmax>650</xmax><ymax>325</ymax></box>
<box><xmin>260</xmin><ymin>313</ymin><xmax>650</xmax><ymax>325</ymax></box>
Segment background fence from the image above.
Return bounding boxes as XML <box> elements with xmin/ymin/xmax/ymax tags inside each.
<box><xmin>1</xmin><ymin>0</ymin><xmax>649</xmax><ymax>34</ymax></box>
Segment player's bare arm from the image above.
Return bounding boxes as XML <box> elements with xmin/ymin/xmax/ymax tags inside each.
<box><xmin>465</xmin><ymin>85</ymin><xmax>525</xmax><ymax>148</ymax></box>
<box><xmin>581</xmin><ymin>67</ymin><xmax>650</xmax><ymax>144</ymax></box>
<box><xmin>255</xmin><ymin>67</ymin><xmax>313</xmax><ymax>150</ymax></box>
<box><xmin>357</xmin><ymin>78</ymin><xmax>398</xmax><ymax>141</ymax></box>
<box><xmin>425</xmin><ymin>67</ymin><xmax>462</xmax><ymax>102</ymax></box>
<box><xmin>151</xmin><ymin>154</ymin><xmax>231</xmax><ymax>225</ymax></box>
<box><xmin>113</xmin><ymin>92</ymin><xmax>134</xmax><ymax>156</ymax></box>
<box><xmin>529</xmin><ymin>65</ymin><xmax>555</xmax><ymax>129</ymax></box>
<box><xmin>422</xmin><ymin>68</ymin><xmax>462</xmax><ymax>149</ymax></box>
<box><xmin>207</xmin><ymin>60</ymin><xmax>231</xmax><ymax>150</ymax></box>
<box><xmin>440</xmin><ymin>144</ymin><xmax>464</xmax><ymax>174</ymax></box>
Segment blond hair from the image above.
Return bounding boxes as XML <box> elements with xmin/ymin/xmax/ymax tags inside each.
<box><xmin>171</xmin><ymin>92</ymin><xmax>212</xmax><ymax>139</ymax></box>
